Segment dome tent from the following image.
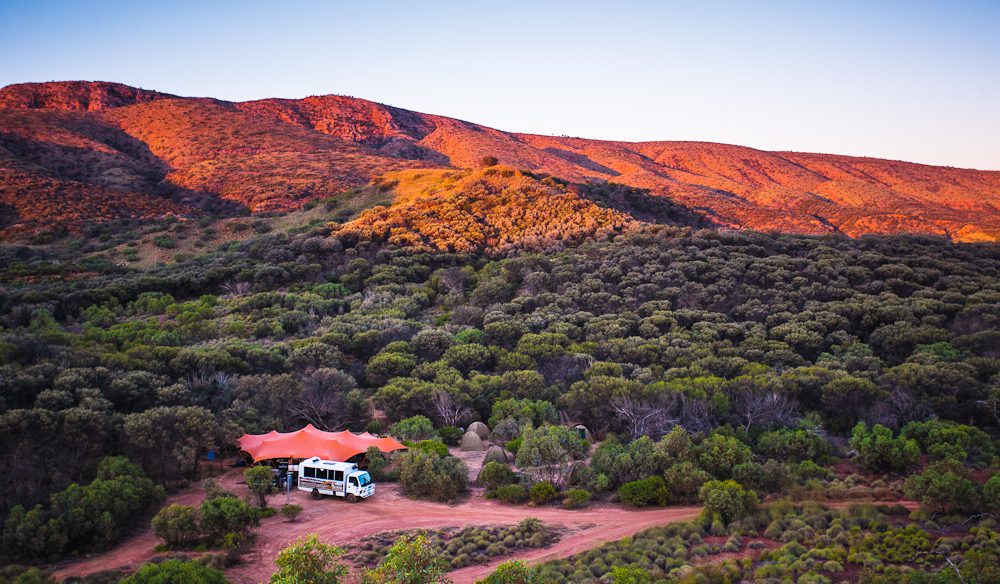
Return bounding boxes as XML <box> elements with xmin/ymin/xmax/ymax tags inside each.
<box><xmin>483</xmin><ymin>444</ymin><xmax>509</xmax><ymax>465</ymax></box>
<box><xmin>468</xmin><ymin>421</ymin><xmax>490</xmax><ymax>440</ymax></box>
<box><xmin>574</xmin><ymin>424</ymin><xmax>594</xmax><ymax>443</ymax></box>
<box><xmin>460</xmin><ymin>431</ymin><xmax>486</xmax><ymax>451</ymax></box>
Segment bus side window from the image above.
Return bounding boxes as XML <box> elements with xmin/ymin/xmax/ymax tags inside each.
<box><xmin>349</xmin><ymin>476</ymin><xmax>358</xmax><ymax>486</ymax></box>
<box><xmin>334</xmin><ymin>470</ymin><xmax>344</xmax><ymax>482</ymax></box>
<box><xmin>303</xmin><ymin>467</ymin><xmax>315</xmax><ymax>479</ymax></box>
<box><xmin>315</xmin><ymin>468</ymin><xmax>329</xmax><ymax>480</ymax></box>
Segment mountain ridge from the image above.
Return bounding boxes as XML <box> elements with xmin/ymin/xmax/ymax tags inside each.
<box><xmin>1</xmin><ymin>80</ymin><xmax>998</xmax><ymax>242</ymax></box>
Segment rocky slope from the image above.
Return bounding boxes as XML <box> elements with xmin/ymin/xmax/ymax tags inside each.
<box><xmin>2</xmin><ymin>81</ymin><xmax>998</xmax><ymax>241</ymax></box>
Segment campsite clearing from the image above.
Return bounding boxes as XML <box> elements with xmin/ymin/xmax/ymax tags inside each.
<box><xmin>52</xmin><ymin>464</ymin><xmax>702</xmax><ymax>584</ymax></box>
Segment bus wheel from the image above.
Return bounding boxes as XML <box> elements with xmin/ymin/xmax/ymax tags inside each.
<box><xmin>346</xmin><ymin>493</ymin><xmax>357</xmax><ymax>503</ymax></box>
<box><xmin>312</xmin><ymin>489</ymin><xmax>322</xmax><ymax>500</ymax></box>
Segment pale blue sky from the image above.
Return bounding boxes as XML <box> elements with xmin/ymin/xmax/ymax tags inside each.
<box><xmin>2</xmin><ymin>0</ymin><xmax>998</xmax><ymax>169</ymax></box>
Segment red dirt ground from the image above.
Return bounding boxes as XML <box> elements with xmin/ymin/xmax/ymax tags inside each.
<box><xmin>51</xmin><ymin>455</ymin><xmax>918</xmax><ymax>584</ymax></box>
<box><xmin>51</xmin><ymin>465</ymin><xmax>701</xmax><ymax>584</ymax></box>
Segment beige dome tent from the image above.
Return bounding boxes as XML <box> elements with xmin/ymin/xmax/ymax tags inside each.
<box><xmin>468</xmin><ymin>421</ymin><xmax>490</xmax><ymax>440</ymax></box>
<box><xmin>483</xmin><ymin>444</ymin><xmax>509</xmax><ymax>465</ymax></box>
<box><xmin>460</xmin><ymin>431</ymin><xmax>486</xmax><ymax>451</ymax></box>
<box><xmin>574</xmin><ymin>424</ymin><xmax>594</xmax><ymax>443</ymax></box>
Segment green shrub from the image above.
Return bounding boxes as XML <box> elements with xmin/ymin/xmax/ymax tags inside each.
<box><xmin>696</xmin><ymin>434</ymin><xmax>753</xmax><ymax>479</ymax></box>
<box><xmin>798</xmin><ymin>460</ymin><xmax>834</xmax><ymax>481</ymax></box>
<box><xmin>664</xmin><ymin>461</ymin><xmax>711</xmax><ymax>501</ymax></box>
<box><xmin>901</xmin><ymin>419</ymin><xmax>993</xmax><ymax>464</ymax></box>
<box><xmin>438</xmin><ymin>425</ymin><xmax>463</xmax><ymax>446</ymax></box>
<box><xmin>481</xmin><ymin>559</ymin><xmax>539</xmax><ymax>583</ymax></box>
<box><xmin>529</xmin><ymin>481</ymin><xmax>558</xmax><ymax>505</ymax></box>
<box><xmin>271</xmin><ymin>533</ymin><xmax>347</xmax><ymax>584</ymax></box>
<box><xmin>610</xmin><ymin>565</ymin><xmax>652</xmax><ymax>584</ymax></box>
<box><xmin>590</xmin><ymin>435</ymin><xmax>663</xmax><ymax>489</ymax></box>
<box><xmin>397</xmin><ymin>450</ymin><xmax>468</xmax><ymax>502</ymax></box>
<box><xmin>698</xmin><ymin>480</ymin><xmax>758</xmax><ymax>523</ymax></box>
<box><xmin>563</xmin><ymin>489</ymin><xmax>591</xmax><ymax>509</ymax></box>
<box><xmin>488</xmin><ymin>398</ymin><xmax>557</xmax><ymax>429</ymax></box>
<box><xmin>515</xmin><ymin>425</ymin><xmax>588</xmax><ymax>485</ymax></box>
<box><xmin>984</xmin><ymin>474</ymin><xmax>1000</xmax><ymax>512</ymax></box>
<box><xmin>244</xmin><ymin>465</ymin><xmax>274</xmax><ymax>508</ymax></box>
<box><xmin>903</xmin><ymin>461</ymin><xmax>981</xmax><ymax>513</ymax></box>
<box><xmin>120</xmin><ymin>559</ymin><xmax>226</xmax><ymax>584</ymax></box>
<box><xmin>199</xmin><ymin>495</ymin><xmax>259</xmax><ymax>548</ymax></box>
<box><xmin>1</xmin><ymin>456</ymin><xmax>165</xmax><ymax>560</ymax></box>
<box><xmin>849</xmin><ymin>423</ymin><xmax>920</xmax><ymax>473</ymax></box>
<box><xmin>618</xmin><ymin>477</ymin><xmax>669</xmax><ymax>507</ymax></box>
<box><xmin>410</xmin><ymin>439</ymin><xmax>449</xmax><ymax>457</ymax></box>
<box><xmin>365</xmin><ymin>447</ymin><xmax>386</xmax><ymax>481</ymax></box>
<box><xmin>756</xmin><ymin>429</ymin><xmax>832</xmax><ymax>462</ymax></box>
<box><xmin>280</xmin><ymin>504</ymin><xmax>303</xmax><ymax>522</ymax></box>
<box><xmin>152</xmin><ymin>236</ymin><xmax>176</xmax><ymax>248</ymax></box>
<box><xmin>495</xmin><ymin>484</ymin><xmax>528</xmax><ymax>504</ymax></box>
<box><xmin>389</xmin><ymin>415</ymin><xmax>437</xmax><ymax>441</ymax></box>
<box><xmin>478</xmin><ymin>461</ymin><xmax>516</xmax><ymax>491</ymax></box>
<box><xmin>151</xmin><ymin>503</ymin><xmax>199</xmax><ymax>548</ymax></box>
<box><xmin>732</xmin><ymin>461</ymin><xmax>764</xmax><ymax>489</ymax></box>
<box><xmin>760</xmin><ymin>459</ymin><xmax>794</xmax><ymax>493</ymax></box>
<box><xmin>361</xmin><ymin>534</ymin><xmax>449</xmax><ymax>584</ymax></box>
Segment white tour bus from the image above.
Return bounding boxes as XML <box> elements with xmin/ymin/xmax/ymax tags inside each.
<box><xmin>297</xmin><ymin>456</ymin><xmax>375</xmax><ymax>502</ymax></box>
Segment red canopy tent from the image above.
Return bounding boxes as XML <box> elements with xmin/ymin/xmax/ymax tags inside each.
<box><xmin>237</xmin><ymin>424</ymin><xmax>406</xmax><ymax>462</ymax></box>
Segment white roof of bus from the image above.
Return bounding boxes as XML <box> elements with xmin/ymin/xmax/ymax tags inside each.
<box><xmin>300</xmin><ymin>457</ymin><xmax>358</xmax><ymax>470</ymax></box>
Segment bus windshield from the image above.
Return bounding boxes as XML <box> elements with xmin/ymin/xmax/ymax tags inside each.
<box><xmin>357</xmin><ymin>472</ymin><xmax>372</xmax><ymax>486</ymax></box>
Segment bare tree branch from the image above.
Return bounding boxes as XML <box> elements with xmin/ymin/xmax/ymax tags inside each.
<box><xmin>610</xmin><ymin>393</ymin><xmax>679</xmax><ymax>440</ymax></box>
<box><xmin>288</xmin><ymin>368</ymin><xmax>357</xmax><ymax>431</ymax></box>
<box><xmin>431</xmin><ymin>391</ymin><xmax>472</xmax><ymax>427</ymax></box>
<box><xmin>679</xmin><ymin>395</ymin><xmax>715</xmax><ymax>435</ymax></box>
<box><xmin>732</xmin><ymin>390</ymin><xmax>797</xmax><ymax>432</ymax></box>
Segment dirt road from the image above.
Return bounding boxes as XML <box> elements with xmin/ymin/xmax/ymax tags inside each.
<box><xmin>52</xmin><ymin>466</ymin><xmax>701</xmax><ymax>584</ymax></box>
<box><xmin>228</xmin><ymin>483</ymin><xmax>702</xmax><ymax>584</ymax></box>
<box><xmin>52</xmin><ymin>462</ymin><xmax>915</xmax><ymax>584</ymax></box>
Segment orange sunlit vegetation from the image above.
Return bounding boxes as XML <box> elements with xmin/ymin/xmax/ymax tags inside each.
<box><xmin>2</xmin><ymin>81</ymin><xmax>999</xmax><ymax>242</ymax></box>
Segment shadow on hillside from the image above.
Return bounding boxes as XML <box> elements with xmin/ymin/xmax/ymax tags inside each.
<box><xmin>542</xmin><ymin>147</ymin><xmax>621</xmax><ymax>177</ymax></box>
<box><xmin>0</xmin><ymin>116</ymin><xmax>249</xmax><ymax>219</ymax></box>
<box><xmin>577</xmin><ymin>181</ymin><xmax>716</xmax><ymax>229</ymax></box>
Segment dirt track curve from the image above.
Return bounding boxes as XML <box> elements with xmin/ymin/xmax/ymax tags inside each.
<box><xmin>52</xmin><ymin>465</ymin><xmax>701</xmax><ymax>584</ymax></box>
<box><xmin>52</xmin><ymin>460</ymin><xmax>917</xmax><ymax>584</ymax></box>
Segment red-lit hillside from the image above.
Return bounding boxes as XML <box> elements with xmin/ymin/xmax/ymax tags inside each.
<box><xmin>2</xmin><ymin>81</ymin><xmax>999</xmax><ymax>242</ymax></box>
<box><xmin>0</xmin><ymin>80</ymin><xmax>175</xmax><ymax>111</ymax></box>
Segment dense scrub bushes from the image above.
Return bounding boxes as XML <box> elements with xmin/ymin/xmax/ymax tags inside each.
<box><xmin>396</xmin><ymin>449</ymin><xmax>468</xmax><ymax>502</ymax></box>
<box><xmin>152</xmin><ymin>491</ymin><xmax>259</xmax><ymax>550</ymax></box>
<box><xmin>618</xmin><ymin>477</ymin><xmax>670</xmax><ymax>507</ymax></box>
<box><xmin>120</xmin><ymin>559</ymin><xmax>228</xmax><ymax>584</ymax></box>
<box><xmin>2</xmin><ymin>217</ymin><xmax>1000</xmax><ymax>557</ymax></box>
<box><xmin>478</xmin><ymin>461</ymin><xmax>517</xmax><ymax>492</ymax></box>
<box><xmin>270</xmin><ymin>533</ymin><xmax>347</xmax><ymax>584</ymax></box>
<box><xmin>493</xmin><ymin>502</ymin><xmax>1000</xmax><ymax>583</ymax></box>
<box><xmin>514</xmin><ymin>425</ymin><xmax>588</xmax><ymax>485</ymax></box>
<box><xmin>1</xmin><ymin>457</ymin><xmax>164</xmax><ymax>560</ymax></box>
<box><xmin>698</xmin><ymin>479</ymin><xmax>758</xmax><ymax>522</ymax></box>
<box><xmin>903</xmin><ymin>462</ymin><xmax>984</xmax><ymax>513</ymax></box>
<box><xmin>850</xmin><ymin>423</ymin><xmax>921</xmax><ymax>473</ymax></box>
<box><xmin>348</xmin><ymin>518</ymin><xmax>557</xmax><ymax>570</ymax></box>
